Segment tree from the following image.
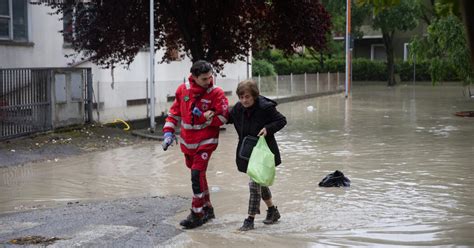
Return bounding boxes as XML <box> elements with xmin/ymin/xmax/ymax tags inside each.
<box><xmin>309</xmin><ymin>0</ymin><xmax>370</xmax><ymax>68</ymax></box>
<box><xmin>424</xmin><ymin>0</ymin><xmax>474</xmax><ymax>84</ymax></box>
<box><xmin>41</xmin><ymin>0</ymin><xmax>331</xmax><ymax>72</ymax></box>
<box><xmin>427</xmin><ymin>0</ymin><xmax>474</xmax><ymax>72</ymax></box>
<box><xmin>364</xmin><ymin>0</ymin><xmax>419</xmax><ymax>86</ymax></box>
<box><xmin>323</xmin><ymin>0</ymin><xmax>371</xmax><ymax>39</ymax></box>
<box><xmin>461</xmin><ymin>1</ymin><xmax>474</xmax><ymax>70</ymax></box>
<box><xmin>360</xmin><ymin>0</ymin><xmax>474</xmax><ymax>84</ymax></box>
<box><xmin>357</xmin><ymin>0</ymin><xmax>401</xmax><ymax>13</ymax></box>
<box><xmin>411</xmin><ymin>12</ymin><xmax>473</xmax><ymax>85</ymax></box>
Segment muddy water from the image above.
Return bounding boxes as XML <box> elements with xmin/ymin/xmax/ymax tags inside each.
<box><xmin>1</xmin><ymin>84</ymin><xmax>474</xmax><ymax>246</ymax></box>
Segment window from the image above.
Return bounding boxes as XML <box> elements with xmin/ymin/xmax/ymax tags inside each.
<box><xmin>63</xmin><ymin>6</ymin><xmax>73</xmax><ymax>44</ymax></box>
<box><xmin>0</xmin><ymin>0</ymin><xmax>28</xmax><ymax>41</ymax></box>
<box><xmin>62</xmin><ymin>2</ymin><xmax>91</xmax><ymax>45</ymax></box>
<box><xmin>403</xmin><ymin>43</ymin><xmax>410</xmax><ymax>61</ymax></box>
<box><xmin>370</xmin><ymin>44</ymin><xmax>386</xmax><ymax>61</ymax></box>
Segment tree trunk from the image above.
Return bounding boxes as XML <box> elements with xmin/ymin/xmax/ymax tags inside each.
<box><xmin>461</xmin><ymin>0</ymin><xmax>474</xmax><ymax>69</ymax></box>
<box><xmin>159</xmin><ymin>0</ymin><xmax>203</xmax><ymax>63</ymax></box>
<box><xmin>382</xmin><ymin>30</ymin><xmax>396</xmax><ymax>86</ymax></box>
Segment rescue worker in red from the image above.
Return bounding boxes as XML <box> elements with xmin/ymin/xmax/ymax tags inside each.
<box><xmin>162</xmin><ymin>60</ymin><xmax>229</xmax><ymax>229</ymax></box>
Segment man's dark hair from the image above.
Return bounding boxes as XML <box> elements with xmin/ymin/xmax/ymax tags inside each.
<box><xmin>190</xmin><ymin>60</ymin><xmax>213</xmax><ymax>76</ymax></box>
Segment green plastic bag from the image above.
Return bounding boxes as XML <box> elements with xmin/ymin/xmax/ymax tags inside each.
<box><xmin>246</xmin><ymin>136</ymin><xmax>276</xmax><ymax>186</ymax></box>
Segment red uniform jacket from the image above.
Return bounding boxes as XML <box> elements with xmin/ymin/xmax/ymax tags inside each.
<box><xmin>163</xmin><ymin>75</ymin><xmax>229</xmax><ymax>154</ymax></box>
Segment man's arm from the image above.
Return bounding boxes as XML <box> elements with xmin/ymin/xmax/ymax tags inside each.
<box><xmin>163</xmin><ymin>88</ymin><xmax>182</xmax><ymax>134</ymax></box>
<box><xmin>162</xmin><ymin>87</ymin><xmax>183</xmax><ymax>150</ymax></box>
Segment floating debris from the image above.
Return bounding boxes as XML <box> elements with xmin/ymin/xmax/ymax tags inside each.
<box><xmin>455</xmin><ymin>111</ymin><xmax>474</xmax><ymax>117</ymax></box>
<box><xmin>9</xmin><ymin>236</ymin><xmax>63</xmax><ymax>245</ymax></box>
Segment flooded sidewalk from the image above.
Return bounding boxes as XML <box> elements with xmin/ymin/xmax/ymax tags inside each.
<box><xmin>1</xmin><ymin>84</ymin><xmax>474</xmax><ymax>247</ymax></box>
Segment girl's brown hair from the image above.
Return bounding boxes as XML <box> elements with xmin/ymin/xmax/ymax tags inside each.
<box><xmin>236</xmin><ymin>80</ymin><xmax>259</xmax><ymax>99</ymax></box>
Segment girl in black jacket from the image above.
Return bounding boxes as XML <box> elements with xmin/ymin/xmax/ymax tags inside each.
<box><xmin>228</xmin><ymin>80</ymin><xmax>287</xmax><ymax>231</ymax></box>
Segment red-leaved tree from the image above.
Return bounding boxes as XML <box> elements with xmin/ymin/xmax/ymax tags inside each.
<box><xmin>43</xmin><ymin>0</ymin><xmax>331</xmax><ymax>71</ymax></box>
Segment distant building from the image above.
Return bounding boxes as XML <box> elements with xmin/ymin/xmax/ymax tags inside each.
<box><xmin>334</xmin><ymin>18</ymin><xmax>428</xmax><ymax>62</ymax></box>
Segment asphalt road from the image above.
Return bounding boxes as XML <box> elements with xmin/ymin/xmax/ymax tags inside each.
<box><xmin>0</xmin><ymin>196</ymin><xmax>189</xmax><ymax>247</ymax></box>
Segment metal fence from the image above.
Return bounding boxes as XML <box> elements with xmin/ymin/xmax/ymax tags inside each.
<box><xmin>1</xmin><ymin>69</ymin><xmax>52</xmax><ymax>140</ymax></box>
<box><xmin>0</xmin><ymin>68</ymin><xmax>92</xmax><ymax>141</ymax></box>
<box><xmin>252</xmin><ymin>72</ymin><xmax>345</xmax><ymax>98</ymax></box>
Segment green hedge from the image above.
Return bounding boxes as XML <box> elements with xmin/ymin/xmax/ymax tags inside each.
<box><xmin>398</xmin><ymin>61</ymin><xmax>428</xmax><ymax>81</ymax></box>
<box><xmin>252</xmin><ymin>59</ymin><xmax>277</xmax><ymax>77</ymax></box>
<box><xmin>253</xmin><ymin>57</ymin><xmax>461</xmax><ymax>81</ymax></box>
<box><xmin>351</xmin><ymin>59</ymin><xmax>387</xmax><ymax>81</ymax></box>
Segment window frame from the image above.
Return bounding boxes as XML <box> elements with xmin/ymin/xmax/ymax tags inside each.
<box><xmin>62</xmin><ymin>3</ymin><xmax>74</xmax><ymax>46</ymax></box>
<box><xmin>370</xmin><ymin>44</ymin><xmax>385</xmax><ymax>61</ymax></box>
<box><xmin>0</xmin><ymin>0</ymin><xmax>13</xmax><ymax>40</ymax></box>
<box><xmin>403</xmin><ymin>43</ymin><xmax>410</xmax><ymax>62</ymax></box>
<box><xmin>63</xmin><ymin>2</ymin><xmax>92</xmax><ymax>46</ymax></box>
<box><xmin>0</xmin><ymin>0</ymin><xmax>28</xmax><ymax>42</ymax></box>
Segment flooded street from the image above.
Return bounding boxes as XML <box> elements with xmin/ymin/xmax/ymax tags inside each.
<box><xmin>1</xmin><ymin>84</ymin><xmax>474</xmax><ymax>246</ymax></box>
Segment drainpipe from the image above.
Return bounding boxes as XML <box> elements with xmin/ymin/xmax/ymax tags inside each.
<box><xmin>86</xmin><ymin>68</ymin><xmax>93</xmax><ymax>123</ymax></box>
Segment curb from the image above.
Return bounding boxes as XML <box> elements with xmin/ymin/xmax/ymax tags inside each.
<box><xmin>131</xmin><ymin>129</ymin><xmax>165</xmax><ymax>140</ymax></box>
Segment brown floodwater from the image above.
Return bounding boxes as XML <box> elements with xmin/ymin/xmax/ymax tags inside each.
<box><xmin>1</xmin><ymin>84</ymin><xmax>473</xmax><ymax>247</ymax></box>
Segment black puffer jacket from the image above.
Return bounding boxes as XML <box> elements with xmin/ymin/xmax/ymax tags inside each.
<box><xmin>228</xmin><ymin>96</ymin><xmax>287</xmax><ymax>173</ymax></box>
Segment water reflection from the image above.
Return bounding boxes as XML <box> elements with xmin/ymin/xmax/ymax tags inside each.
<box><xmin>1</xmin><ymin>84</ymin><xmax>474</xmax><ymax>246</ymax></box>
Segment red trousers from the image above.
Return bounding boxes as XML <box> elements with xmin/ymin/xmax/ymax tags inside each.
<box><xmin>185</xmin><ymin>151</ymin><xmax>213</xmax><ymax>216</ymax></box>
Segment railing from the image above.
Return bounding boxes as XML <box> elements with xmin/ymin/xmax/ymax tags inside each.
<box><xmin>253</xmin><ymin>72</ymin><xmax>345</xmax><ymax>99</ymax></box>
<box><xmin>77</xmin><ymin>72</ymin><xmax>345</xmax><ymax>123</ymax></box>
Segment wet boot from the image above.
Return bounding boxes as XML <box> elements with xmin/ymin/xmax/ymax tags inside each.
<box><xmin>202</xmin><ymin>206</ymin><xmax>215</xmax><ymax>223</ymax></box>
<box><xmin>238</xmin><ymin>218</ymin><xmax>254</xmax><ymax>231</ymax></box>
<box><xmin>179</xmin><ymin>210</ymin><xmax>204</xmax><ymax>229</ymax></box>
<box><xmin>263</xmin><ymin>206</ymin><xmax>280</xmax><ymax>224</ymax></box>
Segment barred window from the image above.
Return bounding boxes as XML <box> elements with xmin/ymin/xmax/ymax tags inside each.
<box><xmin>0</xmin><ymin>0</ymin><xmax>28</xmax><ymax>41</ymax></box>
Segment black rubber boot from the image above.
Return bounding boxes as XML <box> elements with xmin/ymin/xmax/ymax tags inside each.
<box><xmin>239</xmin><ymin>218</ymin><xmax>254</xmax><ymax>231</ymax></box>
<box><xmin>202</xmin><ymin>206</ymin><xmax>215</xmax><ymax>223</ymax></box>
<box><xmin>179</xmin><ymin>210</ymin><xmax>204</xmax><ymax>229</ymax></box>
<box><xmin>263</xmin><ymin>206</ymin><xmax>280</xmax><ymax>224</ymax></box>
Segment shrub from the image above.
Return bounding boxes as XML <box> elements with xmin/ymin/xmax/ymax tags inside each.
<box><xmin>254</xmin><ymin>53</ymin><xmax>463</xmax><ymax>82</ymax></box>
<box><xmin>352</xmin><ymin>59</ymin><xmax>387</xmax><ymax>81</ymax></box>
<box><xmin>287</xmin><ymin>58</ymin><xmax>321</xmax><ymax>74</ymax></box>
<box><xmin>324</xmin><ymin>59</ymin><xmax>345</xmax><ymax>73</ymax></box>
<box><xmin>252</xmin><ymin>59</ymin><xmax>277</xmax><ymax>77</ymax></box>
<box><xmin>397</xmin><ymin>60</ymin><xmax>430</xmax><ymax>81</ymax></box>
<box><xmin>273</xmin><ymin>59</ymin><xmax>291</xmax><ymax>75</ymax></box>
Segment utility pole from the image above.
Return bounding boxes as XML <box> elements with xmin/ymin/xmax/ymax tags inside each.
<box><xmin>345</xmin><ymin>0</ymin><xmax>352</xmax><ymax>98</ymax></box>
<box><xmin>149</xmin><ymin>0</ymin><xmax>156</xmax><ymax>131</ymax></box>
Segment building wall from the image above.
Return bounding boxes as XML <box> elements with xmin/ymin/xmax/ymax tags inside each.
<box><xmin>353</xmin><ymin>39</ymin><xmax>378</xmax><ymax>59</ymax></box>
<box><xmin>0</xmin><ymin>5</ymin><xmax>70</xmax><ymax>67</ymax></box>
<box><xmin>0</xmin><ymin>4</ymin><xmax>248</xmax><ymax>123</ymax></box>
<box><xmin>348</xmin><ymin>18</ymin><xmax>428</xmax><ymax>62</ymax></box>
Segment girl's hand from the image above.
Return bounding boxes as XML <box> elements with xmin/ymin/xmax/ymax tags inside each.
<box><xmin>204</xmin><ymin>110</ymin><xmax>215</xmax><ymax>120</ymax></box>
<box><xmin>258</xmin><ymin>127</ymin><xmax>267</xmax><ymax>137</ymax></box>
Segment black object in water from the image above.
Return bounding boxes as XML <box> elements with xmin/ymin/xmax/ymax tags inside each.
<box><xmin>318</xmin><ymin>170</ymin><xmax>350</xmax><ymax>187</ymax></box>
